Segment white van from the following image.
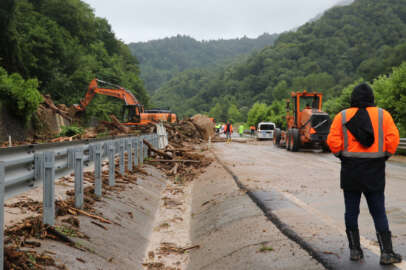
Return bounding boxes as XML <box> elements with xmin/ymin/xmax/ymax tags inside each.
<box><xmin>257</xmin><ymin>122</ymin><xmax>275</xmax><ymax>140</ymax></box>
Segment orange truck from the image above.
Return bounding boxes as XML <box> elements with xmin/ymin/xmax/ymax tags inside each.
<box><xmin>273</xmin><ymin>90</ymin><xmax>330</xmax><ymax>151</ymax></box>
<box><xmin>73</xmin><ymin>78</ymin><xmax>176</xmax><ymax>125</ymax></box>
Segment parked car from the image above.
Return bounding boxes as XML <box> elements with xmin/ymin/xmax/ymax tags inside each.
<box><xmin>257</xmin><ymin>122</ymin><xmax>275</xmax><ymax>140</ymax></box>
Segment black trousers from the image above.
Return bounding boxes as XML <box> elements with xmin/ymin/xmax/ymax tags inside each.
<box><xmin>344</xmin><ymin>190</ymin><xmax>389</xmax><ymax>233</ymax></box>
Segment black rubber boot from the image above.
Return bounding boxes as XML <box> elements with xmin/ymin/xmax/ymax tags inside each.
<box><xmin>377</xmin><ymin>231</ymin><xmax>402</xmax><ymax>265</ymax></box>
<box><xmin>346</xmin><ymin>229</ymin><xmax>364</xmax><ymax>261</ymax></box>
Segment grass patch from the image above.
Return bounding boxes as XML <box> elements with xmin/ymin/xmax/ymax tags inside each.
<box><xmin>58</xmin><ymin>125</ymin><xmax>84</xmax><ymax>137</ymax></box>
<box><xmin>259</xmin><ymin>245</ymin><xmax>274</xmax><ymax>253</ymax></box>
<box><xmin>55</xmin><ymin>225</ymin><xmax>78</xmax><ymax>238</ymax></box>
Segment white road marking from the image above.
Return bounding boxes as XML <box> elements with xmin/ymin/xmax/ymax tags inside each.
<box><xmin>274</xmin><ymin>187</ymin><xmax>406</xmax><ymax>269</ymax></box>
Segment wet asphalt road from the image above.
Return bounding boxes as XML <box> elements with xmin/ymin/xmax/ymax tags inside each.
<box><xmin>213</xmin><ymin>139</ymin><xmax>406</xmax><ymax>270</ymax></box>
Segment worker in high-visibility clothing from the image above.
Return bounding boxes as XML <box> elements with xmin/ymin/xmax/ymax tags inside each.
<box><xmin>250</xmin><ymin>125</ymin><xmax>255</xmax><ymax>137</ymax></box>
<box><xmin>238</xmin><ymin>125</ymin><xmax>244</xmax><ymax>137</ymax></box>
<box><xmin>215</xmin><ymin>123</ymin><xmax>221</xmax><ymax>134</ymax></box>
<box><xmin>224</xmin><ymin>121</ymin><xmax>233</xmax><ymax>143</ymax></box>
<box><xmin>327</xmin><ymin>83</ymin><xmax>401</xmax><ymax>265</ymax></box>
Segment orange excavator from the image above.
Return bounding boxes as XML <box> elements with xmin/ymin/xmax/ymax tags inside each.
<box><xmin>273</xmin><ymin>90</ymin><xmax>330</xmax><ymax>151</ymax></box>
<box><xmin>73</xmin><ymin>78</ymin><xmax>176</xmax><ymax>125</ymax></box>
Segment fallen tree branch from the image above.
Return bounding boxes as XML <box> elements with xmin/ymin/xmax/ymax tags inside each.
<box><xmin>91</xmin><ymin>221</ymin><xmax>108</xmax><ymax>230</ymax></box>
<box><xmin>110</xmin><ymin>115</ymin><xmax>130</xmax><ymax>134</ymax></box>
<box><xmin>46</xmin><ymin>226</ymin><xmax>75</xmax><ymax>244</ymax></box>
<box><xmin>69</xmin><ymin>207</ymin><xmax>112</xmax><ymax>224</ymax></box>
<box><xmin>42</xmin><ymin>95</ymin><xmax>72</xmax><ymax>121</ymax></box>
<box><xmin>170</xmin><ymin>163</ymin><xmax>179</xmax><ymax>175</ymax></box>
<box><xmin>147</xmin><ymin>159</ymin><xmax>200</xmax><ymax>163</ymax></box>
<box><xmin>143</xmin><ymin>139</ymin><xmax>172</xmax><ymax>159</ymax></box>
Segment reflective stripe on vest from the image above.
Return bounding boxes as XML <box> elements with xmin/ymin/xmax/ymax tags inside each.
<box><xmin>341</xmin><ymin>108</ymin><xmax>386</xmax><ymax>158</ymax></box>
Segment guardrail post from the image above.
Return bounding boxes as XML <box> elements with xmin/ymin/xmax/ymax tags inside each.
<box><xmin>74</xmin><ymin>148</ymin><xmax>84</xmax><ymax>209</ymax></box>
<box><xmin>0</xmin><ymin>162</ymin><xmax>5</xmax><ymax>270</ymax></box>
<box><xmin>108</xmin><ymin>143</ymin><xmax>115</xmax><ymax>186</ymax></box>
<box><xmin>155</xmin><ymin>134</ymin><xmax>158</xmax><ymax>149</ymax></box>
<box><xmin>43</xmin><ymin>152</ymin><xmax>55</xmax><ymax>226</ymax></box>
<box><xmin>126</xmin><ymin>139</ymin><xmax>133</xmax><ymax>172</ymax></box>
<box><xmin>143</xmin><ymin>136</ymin><xmax>147</xmax><ymax>159</ymax></box>
<box><xmin>34</xmin><ymin>152</ymin><xmax>44</xmax><ymax>183</ymax></box>
<box><xmin>67</xmin><ymin>148</ymin><xmax>74</xmax><ymax>169</ymax></box>
<box><xmin>138</xmin><ymin>136</ymin><xmax>144</xmax><ymax>166</ymax></box>
<box><xmin>94</xmin><ymin>144</ymin><xmax>102</xmax><ymax>198</ymax></box>
<box><xmin>132</xmin><ymin>138</ymin><xmax>138</xmax><ymax>168</ymax></box>
<box><xmin>119</xmin><ymin>139</ymin><xmax>125</xmax><ymax>174</ymax></box>
<box><xmin>88</xmin><ymin>144</ymin><xmax>94</xmax><ymax>162</ymax></box>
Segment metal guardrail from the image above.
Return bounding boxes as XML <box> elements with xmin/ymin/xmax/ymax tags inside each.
<box><xmin>399</xmin><ymin>138</ymin><xmax>406</xmax><ymax>150</ymax></box>
<box><xmin>0</xmin><ymin>132</ymin><xmax>162</xmax><ymax>269</ymax></box>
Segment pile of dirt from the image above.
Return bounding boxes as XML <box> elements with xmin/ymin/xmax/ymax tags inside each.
<box><xmin>163</xmin><ymin>119</ymin><xmax>211</xmax><ymax>146</ymax></box>
<box><xmin>190</xmin><ymin>114</ymin><xmax>215</xmax><ymax>140</ymax></box>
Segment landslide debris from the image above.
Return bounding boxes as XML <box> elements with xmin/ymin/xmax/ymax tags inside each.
<box><xmin>3</xmin><ymin>113</ymin><xmax>213</xmax><ymax>269</ymax></box>
<box><xmin>1</xmin><ymin>98</ymin><xmax>215</xmax><ymax>148</ymax></box>
<box><xmin>3</xmin><ymin>161</ymin><xmax>139</xmax><ymax>270</ymax></box>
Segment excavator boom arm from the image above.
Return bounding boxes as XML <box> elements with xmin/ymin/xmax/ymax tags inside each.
<box><xmin>78</xmin><ymin>78</ymin><xmax>141</xmax><ymax>110</ymax></box>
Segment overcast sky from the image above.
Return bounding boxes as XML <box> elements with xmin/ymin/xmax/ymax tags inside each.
<box><xmin>82</xmin><ymin>0</ymin><xmax>339</xmax><ymax>43</ymax></box>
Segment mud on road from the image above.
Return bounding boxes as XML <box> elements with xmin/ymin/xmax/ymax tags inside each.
<box><xmin>213</xmin><ymin>140</ymin><xmax>406</xmax><ymax>270</ymax></box>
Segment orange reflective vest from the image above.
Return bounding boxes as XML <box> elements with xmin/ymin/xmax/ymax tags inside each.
<box><xmin>250</xmin><ymin>126</ymin><xmax>255</xmax><ymax>131</ymax></box>
<box><xmin>327</xmin><ymin>107</ymin><xmax>399</xmax><ymax>158</ymax></box>
<box><xmin>224</xmin><ymin>124</ymin><xmax>233</xmax><ymax>133</ymax></box>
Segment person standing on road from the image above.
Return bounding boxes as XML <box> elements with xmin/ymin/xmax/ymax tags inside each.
<box><xmin>327</xmin><ymin>83</ymin><xmax>401</xmax><ymax>265</ymax></box>
<box><xmin>215</xmin><ymin>123</ymin><xmax>221</xmax><ymax>134</ymax></box>
<box><xmin>224</xmin><ymin>121</ymin><xmax>233</xmax><ymax>143</ymax></box>
<box><xmin>250</xmin><ymin>125</ymin><xmax>255</xmax><ymax>137</ymax></box>
<box><xmin>238</xmin><ymin>125</ymin><xmax>244</xmax><ymax>137</ymax></box>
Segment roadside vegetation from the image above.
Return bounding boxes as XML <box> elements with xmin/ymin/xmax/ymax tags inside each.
<box><xmin>0</xmin><ymin>0</ymin><xmax>148</xmax><ymax>123</ymax></box>
<box><xmin>0</xmin><ymin>67</ymin><xmax>42</xmax><ymax>124</ymax></box>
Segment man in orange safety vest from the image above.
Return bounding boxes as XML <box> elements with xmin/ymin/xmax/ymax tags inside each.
<box><xmin>327</xmin><ymin>83</ymin><xmax>401</xmax><ymax>265</ymax></box>
<box><xmin>224</xmin><ymin>121</ymin><xmax>233</xmax><ymax>143</ymax></box>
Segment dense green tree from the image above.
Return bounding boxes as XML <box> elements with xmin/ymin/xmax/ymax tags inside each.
<box><xmin>373</xmin><ymin>63</ymin><xmax>406</xmax><ymax>136</ymax></box>
<box><xmin>266</xmin><ymin>100</ymin><xmax>286</xmax><ymax>129</ymax></box>
<box><xmin>227</xmin><ymin>104</ymin><xmax>242</xmax><ymax>123</ymax></box>
<box><xmin>325</xmin><ymin>62</ymin><xmax>406</xmax><ymax>136</ymax></box>
<box><xmin>247</xmin><ymin>103</ymin><xmax>268</xmax><ymax>127</ymax></box>
<box><xmin>0</xmin><ymin>0</ymin><xmax>148</xmax><ymax>123</ymax></box>
<box><xmin>0</xmin><ymin>67</ymin><xmax>42</xmax><ymax>123</ymax></box>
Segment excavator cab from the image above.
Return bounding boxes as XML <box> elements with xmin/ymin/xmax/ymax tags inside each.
<box><xmin>122</xmin><ymin>104</ymin><xmax>143</xmax><ymax>123</ymax></box>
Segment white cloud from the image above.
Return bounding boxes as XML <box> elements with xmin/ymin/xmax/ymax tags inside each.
<box><xmin>83</xmin><ymin>0</ymin><xmax>339</xmax><ymax>43</ymax></box>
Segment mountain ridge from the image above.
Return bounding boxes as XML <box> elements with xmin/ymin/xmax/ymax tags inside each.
<box><xmin>128</xmin><ymin>33</ymin><xmax>279</xmax><ymax>93</ymax></box>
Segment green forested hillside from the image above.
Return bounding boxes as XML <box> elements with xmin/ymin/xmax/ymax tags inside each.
<box><xmin>128</xmin><ymin>33</ymin><xmax>279</xmax><ymax>93</ymax></box>
<box><xmin>0</xmin><ymin>0</ymin><xmax>148</xmax><ymax>122</ymax></box>
<box><xmin>152</xmin><ymin>0</ymin><xmax>406</xmax><ymax>133</ymax></box>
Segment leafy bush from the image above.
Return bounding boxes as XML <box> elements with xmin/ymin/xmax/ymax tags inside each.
<box><xmin>59</xmin><ymin>125</ymin><xmax>84</xmax><ymax>137</ymax></box>
<box><xmin>0</xmin><ymin>67</ymin><xmax>42</xmax><ymax>123</ymax></box>
<box><xmin>374</xmin><ymin>62</ymin><xmax>406</xmax><ymax>136</ymax></box>
<box><xmin>324</xmin><ymin>63</ymin><xmax>406</xmax><ymax>136</ymax></box>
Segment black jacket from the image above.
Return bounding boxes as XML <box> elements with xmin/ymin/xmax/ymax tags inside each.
<box><xmin>340</xmin><ymin>156</ymin><xmax>386</xmax><ymax>192</ymax></box>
